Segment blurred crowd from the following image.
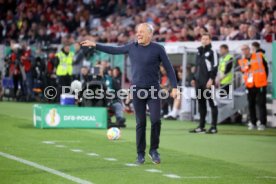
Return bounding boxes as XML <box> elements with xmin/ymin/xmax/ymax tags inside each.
<box><xmin>0</xmin><ymin>42</ymin><xmax>123</xmax><ymax>103</ymax></box>
<box><xmin>0</xmin><ymin>41</ymin><xmax>127</xmax><ymax>126</ymax></box>
<box><xmin>0</xmin><ymin>0</ymin><xmax>275</xmax><ymax>45</ymax></box>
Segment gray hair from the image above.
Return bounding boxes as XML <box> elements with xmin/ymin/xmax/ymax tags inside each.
<box><xmin>136</xmin><ymin>23</ymin><xmax>154</xmax><ymax>34</ymax></box>
<box><xmin>241</xmin><ymin>44</ymin><xmax>250</xmax><ymax>50</ymax></box>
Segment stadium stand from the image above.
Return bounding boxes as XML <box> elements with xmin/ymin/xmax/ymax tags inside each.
<box><xmin>0</xmin><ymin>0</ymin><xmax>275</xmax><ymax>44</ymax></box>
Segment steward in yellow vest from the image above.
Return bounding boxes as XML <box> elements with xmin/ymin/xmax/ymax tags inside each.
<box><xmin>218</xmin><ymin>44</ymin><xmax>234</xmax><ymax>96</ymax></box>
<box><xmin>55</xmin><ymin>45</ymin><xmax>74</xmax><ymax>96</ymax></box>
<box><xmin>56</xmin><ymin>45</ymin><xmax>74</xmax><ymax>76</ymax></box>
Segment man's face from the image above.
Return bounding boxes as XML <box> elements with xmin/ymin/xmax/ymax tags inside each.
<box><xmin>219</xmin><ymin>47</ymin><xmax>227</xmax><ymax>56</ymax></box>
<box><xmin>136</xmin><ymin>24</ymin><xmax>152</xmax><ymax>45</ymax></box>
<box><xmin>112</xmin><ymin>69</ymin><xmax>120</xmax><ymax>77</ymax></box>
<box><xmin>64</xmin><ymin>46</ymin><xmax>70</xmax><ymax>53</ymax></box>
<box><xmin>201</xmin><ymin>35</ymin><xmax>211</xmax><ymax>46</ymax></box>
<box><xmin>248</xmin><ymin>27</ymin><xmax>256</xmax><ymax>38</ymax></box>
<box><xmin>241</xmin><ymin>46</ymin><xmax>250</xmax><ymax>57</ymax></box>
<box><xmin>252</xmin><ymin>46</ymin><xmax>257</xmax><ymax>53</ymax></box>
<box><xmin>81</xmin><ymin>67</ymin><xmax>89</xmax><ymax>76</ymax></box>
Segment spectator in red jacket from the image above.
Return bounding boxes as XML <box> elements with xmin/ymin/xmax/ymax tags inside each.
<box><xmin>8</xmin><ymin>44</ymin><xmax>24</xmax><ymax>100</ymax></box>
<box><xmin>21</xmin><ymin>43</ymin><xmax>34</xmax><ymax>101</ymax></box>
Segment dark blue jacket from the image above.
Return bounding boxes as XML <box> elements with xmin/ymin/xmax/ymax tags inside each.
<box><xmin>95</xmin><ymin>42</ymin><xmax>177</xmax><ymax>88</ymax></box>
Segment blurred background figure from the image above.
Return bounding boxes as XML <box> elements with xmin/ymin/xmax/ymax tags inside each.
<box><xmin>79</xmin><ymin>66</ymin><xmax>92</xmax><ymax>85</ymax></box>
<box><xmin>217</xmin><ymin>44</ymin><xmax>234</xmax><ymax>97</ymax></box>
<box><xmin>72</xmin><ymin>43</ymin><xmax>85</xmax><ymax>80</ymax></box>
<box><xmin>190</xmin><ymin>33</ymin><xmax>218</xmax><ymax>134</ymax></box>
<box><xmin>251</xmin><ymin>42</ymin><xmax>266</xmax><ymax>56</ymax></box>
<box><xmin>46</xmin><ymin>52</ymin><xmax>58</xmax><ymax>93</ymax></box>
<box><xmin>160</xmin><ymin>65</ymin><xmax>173</xmax><ymax>117</ymax></box>
<box><xmin>238</xmin><ymin>45</ymin><xmax>268</xmax><ymax>131</ymax></box>
<box><xmin>110</xmin><ymin>67</ymin><xmax>126</xmax><ymax>127</ymax></box>
<box><xmin>32</xmin><ymin>56</ymin><xmax>45</xmax><ymax>101</ymax></box>
<box><xmin>55</xmin><ymin>44</ymin><xmax>74</xmax><ymax>97</ymax></box>
<box><xmin>20</xmin><ymin>42</ymin><xmax>33</xmax><ymax>101</ymax></box>
<box><xmin>8</xmin><ymin>43</ymin><xmax>25</xmax><ymax>100</ymax></box>
<box><xmin>163</xmin><ymin>68</ymin><xmax>183</xmax><ymax>120</ymax></box>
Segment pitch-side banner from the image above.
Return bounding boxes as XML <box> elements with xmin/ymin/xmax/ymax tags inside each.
<box><xmin>273</xmin><ymin>42</ymin><xmax>276</xmax><ymax>99</ymax></box>
<box><xmin>33</xmin><ymin>104</ymin><xmax>107</xmax><ymax>129</ymax></box>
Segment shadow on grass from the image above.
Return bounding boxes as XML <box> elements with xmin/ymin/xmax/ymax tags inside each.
<box><xmin>17</xmin><ymin>124</ymin><xmax>34</xmax><ymax>129</ymax></box>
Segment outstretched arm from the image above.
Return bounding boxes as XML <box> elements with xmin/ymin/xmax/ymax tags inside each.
<box><xmin>80</xmin><ymin>40</ymin><xmax>130</xmax><ymax>55</ymax></box>
<box><xmin>96</xmin><ymin>44</ymin><xmax>130</xmax><ymax>55</ymax></box>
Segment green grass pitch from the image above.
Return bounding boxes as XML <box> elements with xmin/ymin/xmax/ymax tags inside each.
<box><xmin>0</xmin><ymin>101</ymin><xmax>276</xmax><ymax>184</ymax></box>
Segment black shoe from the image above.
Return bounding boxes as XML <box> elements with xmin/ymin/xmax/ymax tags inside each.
<box><xmin>135</xmin><ymin>154</ymin><xmax>145</xmax><ymax>165</ymax></box>
<box><xmin>118</xmin><ymin>124</ymin><xmax>126</xmax><ymax>128</ymax></box>
<box><xmin>207</xmin><ymin>127</ymin><xmax>218</xmax><ymax>134</ymax></box>
<box><xmin>117</xmin><ymin>122</ymin><xmax>126</xmax><ymax>128</ymax></box>
<box><xmin>107</xmin><ymin>122</ymin><xmax>120</xmax><ymax>128</ymax></box>
<box><xmin>164</xmin><ymin>115</ymin><xmax>177</xmax><ymax>120</ymax></box>
<box><xmin>116</xmin><ymin>117</ymin><xmax>126</xmax><ymax>128</ymax></box>
<box><xmin>189</xmin><ymin>127</ymin><xmax>206</xmax><ymax>133</ymax></box>
<box><xmin>148</xmin><ymin>150</ymin><xmax>161</xmax><ymax>164</ymax></box>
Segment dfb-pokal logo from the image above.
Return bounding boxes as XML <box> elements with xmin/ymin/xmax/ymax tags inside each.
<box><xmin>45</xmin><ymin>108</ymin><xmax>61</xmax><ymax>127</ymax></box>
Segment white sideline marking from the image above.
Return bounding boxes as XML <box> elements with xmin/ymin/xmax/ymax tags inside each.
<box><xmin>181</xmin><ymin>176</ymin><xmax>220</xmax><ymax>179</ymax></box>
<box><xmin>55</xmin><ymin>145</ymin><xmax>66</xmax><ymax>148</ymax></box>
<box><xmin>104</xmin><ymin>158</ymin><xmax>117</xmax><ymax>161</ymax></box>
<box><xmin>145</xmin><ymin>169</ymin><xmax>162</xmax><ymax>173</ymax></box>
<box><xmin>257</xmin><ymin>176</ymin><xmax>276</xmax><ymax>179</ymax></box>
<box><xmin>87</xmin><ymin>153</ymin><xmax>99</xmax><ymax>157</ymax></box>
<box><xmin>42</xmin><ymin>141</ymin><xmax>55</xmax><ymax>144</ymax></box>
<box><xmin>163</xmin><ymin>174</ymin><xmax>182</xmax><ymax>179</ymax></box>
<box><xmin>54</xmin><ymin>140</ymin><xmax>81</xmax><ymax>143</ymax></box>
<box><xmin>125</xmin><ymin>163</ymin><xmax>139</xmax><ymax>167</ymax></box>
<box><xmin>0</xmin><ymin>151</ymin><xmax>93</xmax><ymax>184</ymax></box>
<box><xmin>71</xmin><ymin>149</ymin><xmax>83</xmax><ymax>153</ymax></box>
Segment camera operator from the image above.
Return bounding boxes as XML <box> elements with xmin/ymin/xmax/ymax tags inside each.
<box><xmin>32</xmin><ymin>56</ymin><xmax>46</xmax><ymax>100</ymax></box>
<box><xmin>79</xmin><ymin>66</ymin><xmax>92</xmax><ymax>84</ymax></box>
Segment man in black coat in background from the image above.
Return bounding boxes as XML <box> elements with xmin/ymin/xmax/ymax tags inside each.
<box><xmin>190</xmin><ymin>33</ymin><xmax>219</xmax><ymax>134</ymax></box>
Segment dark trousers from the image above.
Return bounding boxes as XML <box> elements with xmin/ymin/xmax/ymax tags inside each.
<box><xmin>132</xmin><ymin>87</ymin><xmax>161</xmax><ymax>156</ymax></box>
<box><xmin>13</xmin><ymin>74</ymin><xmax>24</xmax><ymax>97</ymax></box>
<box><xmin>24</xmin><ymin>71</ymin><xmax>33</xmax><ymax>99</ymax></box>
<box><xmin>58</xmin><ymin>75</ymin><xmax>72</xmax><ymax>96</ymax></box>
<box><xmin>247</xmin><ymin>87</ymin><xmax>267</xmax><ymax>125</ymax></box>
<box><xmin>196</xmin><ymin>87</ymin><xmax>218</xmax><ymax>128</ymax></box>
